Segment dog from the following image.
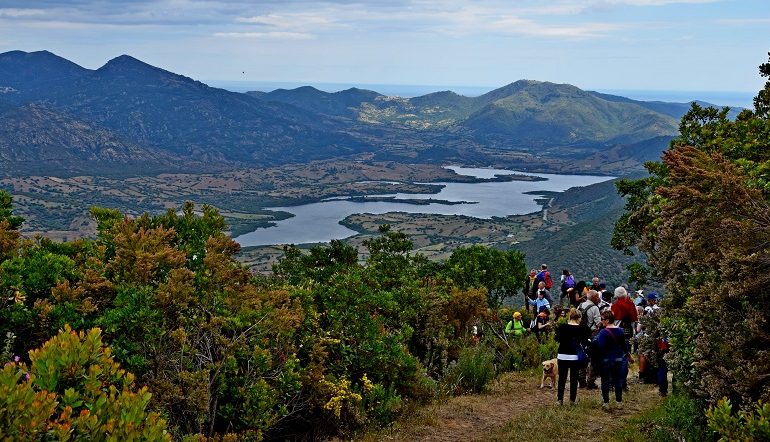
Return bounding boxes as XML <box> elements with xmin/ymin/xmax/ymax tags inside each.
<box><xmin>540</xmin><ymin>358</ymin><xmax>558</xmax><ymax>389</ymax></box>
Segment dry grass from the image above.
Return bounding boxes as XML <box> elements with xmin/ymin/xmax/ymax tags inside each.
<box><xmin>354</xmin><ymin>366</ymin><xmax>665</xmax><ymax>442</ymax></box>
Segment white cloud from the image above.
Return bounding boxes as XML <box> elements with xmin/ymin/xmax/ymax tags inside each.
<box><xmin>0</xmin><ymin>8</ymin><xmax>45</xmax><ymax>17</ymax></box>
<box><xmin>213</xmin><ymin>31</ymin><xmax>314</xmax><ymax>40</ymax></box>
<box><xmin>236</xmin><ymin>13</ymin><xmax>335</xmax><ymax>28</ymax></box>
<box><xmin>713</xmin><ymin>18</ymin><xmax>770</xmax><ymax>25</ymax></box>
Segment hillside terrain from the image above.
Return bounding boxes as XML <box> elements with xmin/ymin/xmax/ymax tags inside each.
<box><xmin>0</xmin><ymin>50</ymin><xmax>721</xmax><ymax>179</ymax></box>
<box><xmin>0</xmin><ymin>49</ymin><xmax>722</xmax><ymax>277</ymax></box>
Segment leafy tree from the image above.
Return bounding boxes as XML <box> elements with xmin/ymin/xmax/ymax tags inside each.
<box><xmin>444</xmin><ymin>245</ymin><xmax>527</xmax><ymax>307</ymax></box>
<box><xmin>612</xmin><ymin>52</ymin><xmax>770</xmax><ymax>407</ymax></box>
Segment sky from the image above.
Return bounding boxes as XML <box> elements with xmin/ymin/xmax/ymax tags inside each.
<box><xmin>1</xmin><ymin>0</ymin><xmax>769</xmax><ymax>105</ymax></box>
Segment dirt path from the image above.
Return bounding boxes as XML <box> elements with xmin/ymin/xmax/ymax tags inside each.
<box><xmin>360</xmin><ymin>369</ymin><xmax>664</xmax><ymax>442</ymax></box>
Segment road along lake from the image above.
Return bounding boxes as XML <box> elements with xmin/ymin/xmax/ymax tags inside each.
<box><xmin>234</xmin><ymin>166</ymin><xmax>614</xmax><ymax>246</ymax></box>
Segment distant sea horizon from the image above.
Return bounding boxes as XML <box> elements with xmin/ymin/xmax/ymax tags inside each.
<box><xmin>207</xmin><ymin>80</ymin><xmax>755</xmax><ymax>109</ymax></box>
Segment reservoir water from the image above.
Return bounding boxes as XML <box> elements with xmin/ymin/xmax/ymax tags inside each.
<box><xmin>234</xmin><ymin>167</ymin><xmax>613</xmax><ymax>246</ymax></box>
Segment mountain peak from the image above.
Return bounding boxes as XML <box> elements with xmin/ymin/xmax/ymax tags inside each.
<box><xmin>98</xmin><ymin>54</ymin><xmax>158</xmax><ymax>72</ymax></box>
<box><xmin>95</xmin><ymin>54</ymin><xmax>202</xmax><ymax>88</ymax></box>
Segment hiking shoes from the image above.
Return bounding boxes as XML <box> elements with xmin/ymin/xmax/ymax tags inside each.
<box><xmin>616</xmin><ymin>401</ymin><xmax>623</xmax><ymax>410</ymax></box>
<box><xmin>602</xmin><ymin>402</ymin><xmax>610</xmax><ymax>411</ymax></box>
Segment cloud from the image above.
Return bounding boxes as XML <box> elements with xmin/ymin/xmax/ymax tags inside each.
<box><xmin>213</xmin><ymin>31</ymin><xmax>314</xmax><ymax>40</ymax></box>
<box><xmin>713</xmin><ymin>18</ymin><xmax>770</xmax><ymax>25</ymax></box>
<box><xmin>0</xmin><ymin>8</ymin><xmax>46</xmax><ymax>17</ymax></box>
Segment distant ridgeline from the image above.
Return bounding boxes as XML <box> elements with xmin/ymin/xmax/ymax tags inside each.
<box><xmin>0</xmin><ymin>50</ymin><xmax>738</xmax><ymax>177</ymax></box>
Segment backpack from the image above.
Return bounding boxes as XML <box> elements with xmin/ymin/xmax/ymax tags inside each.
<box><xmin>579</xmin><ymin>303</ymin><xmax>597</xmax><ymax>330</ymax></box>
<box><xmin>544</xmin><ymin>271</ymin><xmax>553</xmax><ymax>289</ymax></box>
<box><xmin>620</xmin><ymin>318</ymin><xmax>634</xmax><ymax>339</ymax></box>
<box><xmin>564</xmin><ymin>274</ymin><xmax>575</xmax><ymax>288</ymax></box>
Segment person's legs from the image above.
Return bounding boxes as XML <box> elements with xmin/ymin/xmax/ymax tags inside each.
<box><xmin>612</xmin><ymin>361</ymin><xmax>624</xmax><ymax>404</ymax></box>
<box><xmin>557</xmin><ymin>358</ymin><xmax>569</xmax><ymax>402</ymax></box>
<box><xmin>658</xmin><ymin>358</ymin><xmax>669</xmax><ymax>396</ymax></box>
<box><xmin>569</xmin><ymin>361</ymin><xmax>580</xmax><ymax>403</ymax></box>
<box><xmin>620</xmin><ymin>355</ymin><xmax>629</xmax><ymax>391</ymax></box>
<box><xmin>600</xmin><ymin>362</ymin><xmax>611</xmax><ymax>405</ymax></box>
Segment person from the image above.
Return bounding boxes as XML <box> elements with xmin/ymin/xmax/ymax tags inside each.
<box><xmin>611</xmin><ymin>286</ymin><xmax>638</xmax><ymax>391</ymax></box>
<box><xmin>569</xmin><ymin>280</ymin><xmax>587</xmax><ymax>308</ymax></box>
<box><xmin>536</xmin><ymin>281</ymin><xmax>554</xmax><ymax>307</ymax></box>
<box><xmin>505</xmin><ymin>311</ymin><xmax>526</xmax><ymax>337</ymax></box>
<box><xmin>528</xmin><ymin>290</ymin><xmax>551</xmax><ymax>318</ymax></box>
<box><xmin>555</xmin><ymin>308</ymin><xmax>590</xmax><ymax>405</ymax></box>
<box><xmin>579</xmin><ymin>291</ymin><xmax>602</xmax><ymax>389</ymax></box>
<box><xmin>524</xmin><ymin>269</ymin><xmax>538</xmax><ymax>312</ymax></box>
<box><xmin>644</xmin><ymin>292</ymin><xmax>661</xmax><ymax>315</ymax></box>
<box><xmin>599</xmin><ymin>283</ymin><xmax>613</xmax><ymax>305</ymax></box>
<box><xmin>579</xmin><ymin>291</ymin><xmax>602</xmax><ymax>334</ymax></box>
<box><xmin>560</xmin><ymin>269</ymin><xmax>576</xmax><ymax>306</ymax></box>
<box><xmin>531</xmin><ymin>308</ymin><xmax>551</xmax><ymax>342</ymax></box>
<box><xmin>655</xmin><ymin>334</ymin><xmax>670</xmax><ymax>397</ymax></box>
<box><xmin>633</xmin><ymin>290</ymin><xmax>647</xmax><ymax>307</ymax></box>
<box><xmin>596</xmin><ymin>309</ymin><xmax>627</xmax><ymax>410</ymax></box>
<box><xmin>536</xmin><ymin>264</ymin><xmax>553</xmax><ymax>291</ymax></box>
<box><xmin>590</xmin><ymin>276</ymin><xmax>602</xmax><ymax>292</ymax></box>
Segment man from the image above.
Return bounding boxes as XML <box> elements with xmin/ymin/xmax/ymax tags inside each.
<box><xmin>536</xmin><ymin>281</ymin><xmax>554</xmax><ymax>307</ymax></box>
<box><xmin>536</xmin><ymin>264</ymin><xmax>553</xmax><ymax>291</ymax></box>
<box><xmin>579</xmin><ymin>290</ymin><xmax>602</xmax><ymax>388</ymax></box>
<box><xmin>611</xmin><ymin>286</ymin><xmax>638</xmax><ymax>391</ymax></box>
<box><xmin>590</xmin><ymin>276</ymin><xmax>601</xmax><ymax>292</ymax></box>
<box><xmin>599</xmin><ymin>283</ymin><xmax>613</xmax><ymax>305</ymax></box>
<box><xmin>645</xmin><ymin>292</ymin><xmax>661</xmax><ymax>315</ymax></box>
<box><xmin>524</xmin><ymin>269</ymin><xmax>538</xmax><ymax>312</ymax></box>
<box><xmin>527</xmin><ymin>288</ymin><xmax>551</xmax><ymax>315</ymax></box>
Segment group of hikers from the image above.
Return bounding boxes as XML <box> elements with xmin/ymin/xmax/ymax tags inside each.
<box><xmin>505</xmin><ymin>264</ymin><xmax>669</xmax><ymax>410</ymax></box>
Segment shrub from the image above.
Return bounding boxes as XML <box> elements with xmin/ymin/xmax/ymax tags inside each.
<box><xmin>706</xmin><ymin>398</ymin><xmax>770</xmax><ymax>442</ymax></box>
<box><xmin>0</xmin><ymin>325</ymin><xmax>170</xmax><ymax>441</ymax></box>
<box><xmin>614</xmin><ymin>393</ymin><xmax>714</xmax><ymax>442</ymax></box>
<box><xmin>498</xmin><ymin>334</ymin><xmax>546</xmax><ymax>372</ymax></box>
<box><xmin>442</xmin><ymin>345</ymin><xmax>496</xmax><ymax>394</ymax></box>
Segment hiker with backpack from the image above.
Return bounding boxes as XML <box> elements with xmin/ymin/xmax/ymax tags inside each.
<box><xmin>579</xmin><ymin>290</ymin><xmax>602</xmax><ymax>389</ymax></box>
<box><xmin>596</xmin><ymin>309</ymin><xmax>628</xmax><ymax>410</ymax></box>
<box><xmin>611</xmin><ymin>286</ymin><xmax>638</xmax><ymax>392</ymax></box>
<box><xmin>536</xmin><ymin>264</ymin><xmax>553</xmax><ymax>292</ymax></box>
<box><xmin>505</xmin><ymin>311</ymin><xmax>527</xmax><ymax>337</ymax></box>
<box><xmin>560</xmin><ymin>269</ymin><xmax>576</xmax><ymax>306</ymax></box>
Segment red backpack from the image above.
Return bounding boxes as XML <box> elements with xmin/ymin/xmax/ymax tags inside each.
<box><xmin>544</xmin><ymin>271</ymin><xmax>553</xmax><ymax>289</ymax></box>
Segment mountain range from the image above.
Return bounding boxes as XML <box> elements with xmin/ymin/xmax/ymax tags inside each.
<box><xmin>0</xmin><ymin>50</ymin><xmax>736</xmax><ymax>177</ymax></box>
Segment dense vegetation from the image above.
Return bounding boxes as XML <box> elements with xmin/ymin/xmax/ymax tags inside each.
<box><xmin>0</xmin><ymin>195</ymin><xmax>551</xmax><ymax>440</ymax></box>
<box><xmin>613</xmin><ymin>52</ymin><xmax>770</xmax><ymax>438</ymax></box>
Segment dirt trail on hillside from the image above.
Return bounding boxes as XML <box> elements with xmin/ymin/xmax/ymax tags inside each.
<box><xmin>361</xmin><ymin>369</ymin><xmax>664</xmax><ymax>442</ymax></box>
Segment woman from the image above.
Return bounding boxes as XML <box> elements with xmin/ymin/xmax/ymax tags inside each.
<box><xmin>554</xmin><ymin>308</ymin><xmax>589</xmax><ymax>405</ymax></box>
<box><xmin>596</xmin><ymin>309</ymin><xmax>627</xmax><ymax>410</ymax></box>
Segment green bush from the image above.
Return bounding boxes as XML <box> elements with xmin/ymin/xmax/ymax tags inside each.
<box><xmin>614</xmin><ymin>393</ymin><xmax>714</xmax><ymax>442</ymax></box>
<box><xmin>706</xmin><ymin>398</ymin><xmax>770</xmax><ymax>442</ymax></box>
<box><xmin>498</xmin><ymin>334</ymin><xmax>547</xmax><ymax>372</ymax></box>
<box><xmin>442</xmin><ymin>345</ymin><xmax>496</xmax><ymax>394</ymax></box>
<box><xmin>0</xmin><ymin>325</ymin><xmax>170</xmax><ymax>441</ymax></box>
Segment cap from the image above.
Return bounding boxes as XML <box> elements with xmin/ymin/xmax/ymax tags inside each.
<box><xmin>513</xmin><ymin>311</ymin><xmax>522</xmax><ymax>318</ymax></box>
<box><xmin>647</xmin><ymin>292</ymin><xmax>659</xmax><ymax>300</ymax></box>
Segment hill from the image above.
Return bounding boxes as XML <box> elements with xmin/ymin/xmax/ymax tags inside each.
<box><xmin>0</xmin><ymin>50</ymin><xmax>738</xmax><ymax>179</ymax></box>
<box><xmin>0</xmin><ymin>51</ymin><xmax>372</xmax><ymax>175</ymax></box>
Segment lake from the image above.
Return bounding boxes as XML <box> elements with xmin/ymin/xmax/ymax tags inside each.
<box><xmin>234</xmin><ymin>166</ymin><xmax>614</xmax><ymax>246</ymax></box>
